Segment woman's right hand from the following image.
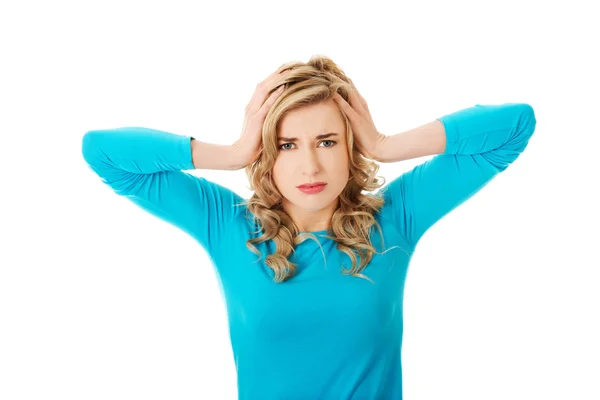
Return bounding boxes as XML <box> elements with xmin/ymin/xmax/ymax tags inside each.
<box><xmin>232</xmin><ymin>68</ymin><xmax>289</xmax><ymax>168</ymax></box>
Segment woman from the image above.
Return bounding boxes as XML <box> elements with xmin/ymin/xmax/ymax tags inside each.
<box><xmin>82</xmin><ymin>55</ymin><xmax>537</xmax><ymax>399</ymax></box>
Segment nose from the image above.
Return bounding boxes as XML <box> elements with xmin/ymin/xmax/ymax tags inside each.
<box><xmin>301</xmin><ymin>146</ymin><xmax>321</xmax><ymax>176</ymax></box>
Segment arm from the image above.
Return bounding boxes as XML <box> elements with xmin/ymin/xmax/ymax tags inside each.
<box><xmin>81</xmin><ymin>127</ymin><xmax>245</xmax><ymax>256</ymax></box>
<box><xmin>190</xmin><ymin>137</ymin><xmax>248</xmax><ymax>171</ymax></box>
<box><xmin>378</xmin><ymin>103</ymin><xmax>537</xmax><ymax>250</ymax></box>
<box><xmin>374</xmin><ymin>119</ymin><xmax>447</xmax><ymax>163</ymax></box>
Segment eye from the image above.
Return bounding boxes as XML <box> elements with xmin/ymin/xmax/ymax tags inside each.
<box><xmin>279</xmin><ymin>143</ymin><xmax>294</xmax><ymax>151</ymax></box>
<box><xmin>278</xmin><ymin>140</ymin><xmax>338</xmax><ymax>151</ymax></box>
<box><xmin>320</xmin><ymin>140</ymin><xmax>337</xmax><ymax>148</ymax></box>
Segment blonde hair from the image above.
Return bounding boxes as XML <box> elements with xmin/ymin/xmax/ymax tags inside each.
<box><xmin>236</xmin><ymin>55</ymin><xmax>402</xmax><ymax>283</ymax></box>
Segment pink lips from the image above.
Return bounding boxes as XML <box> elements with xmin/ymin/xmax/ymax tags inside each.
<box><xmin>297</xmin><ymin>182</ymin><xmax>326</xmax><ymax>188</ymax></box>
<box><xmin>297</xmin><ymin>183</ymin><xmax>327</xmax><ymax>194</ymax></box>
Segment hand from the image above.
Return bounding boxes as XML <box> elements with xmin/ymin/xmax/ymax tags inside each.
<box><xmin>332</xmin><ymin>80</ymin><xmax>386</xmax><ymax>161</ymax></box>
<box><xmin>232</xmin><ymin>68</ymin><xmax>289</xmax><ymax>167</ymax></box>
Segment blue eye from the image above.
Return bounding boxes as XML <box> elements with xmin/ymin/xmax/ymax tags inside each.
<box><xmin>278</xmin><ymin>140</ymin><xmax>337</xmax><ymax>151</ymax></box>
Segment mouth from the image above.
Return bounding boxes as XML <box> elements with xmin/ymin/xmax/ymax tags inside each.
<box><xmin>297</xmin><ymin>183</ymin><xmax>327</xmax><ymax>194</ymax></box>
<box><xmin>297</xmin><ymin>182</ymin><xmax>327</xmax><ymax>189</ymax></box>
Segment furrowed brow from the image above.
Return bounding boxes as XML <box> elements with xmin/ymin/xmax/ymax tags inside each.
<box><xmin>278</xmin><ymin>133</ymin><xmax>339</xmax><ymax>142</ymax></box>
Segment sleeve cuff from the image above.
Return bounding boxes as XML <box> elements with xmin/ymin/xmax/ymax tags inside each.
<box><xmin>437</xmin><ymin>116</ymin><xmax>459</xmax><ymax>155</ymax></box>
<box><xmin>179</xmin><ymin>135</ymin><xmax>196</xmax><ymax>171</ymax></box>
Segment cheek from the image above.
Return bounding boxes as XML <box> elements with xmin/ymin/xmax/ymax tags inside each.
<box><xmin>272</xmin><ymin>157</ymin><xmax>285</xmax><ymax>186</ymax></box>
<box><xmin>329</xmin><ymin>148</ymin><xmax>349</xmax><ymax>170</ymax></box>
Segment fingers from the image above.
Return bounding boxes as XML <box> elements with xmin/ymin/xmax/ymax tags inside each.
<box><xmin>246</xmin><ymin>70</ymin><xmax>289</xmax><ymax>115</ymax></box>
<box><xmin>332</xmin><ymin>92</ymin><xmax>359</xmax><ymax>122</ymax></box>
<box><xmin>260</xmin><ymin>68</ymin><xmax>288</xmax><ymax>93</ymax></box>
<box><xmin>348</xmin><ymin>80</ymin><xmax>368</xmax><ymax>112</ymax></box>
<box><xmin>257</xmin><ymin>85</ymin><xmax>285</xmax><ymax>117</ymax></box>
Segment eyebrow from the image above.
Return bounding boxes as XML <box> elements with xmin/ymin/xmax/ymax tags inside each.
<box><xmin>277</xmin><ymin>133</ymin><xmax>339</xmax><ymax>142</ymax></box>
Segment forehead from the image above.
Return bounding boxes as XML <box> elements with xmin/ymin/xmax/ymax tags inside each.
<box><xmin>277</xmin><ymin>100</ymin><xmax>344</xmax><ymax>139</ymax></box>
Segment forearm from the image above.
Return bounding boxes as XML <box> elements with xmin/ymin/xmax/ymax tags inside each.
<box><xmin>191</xmin><ymin>138</ymin><xmax>245</xmax><ymax>171</ymax></box>
<box><xmin>375</xmin><ymin>120</ymin><xmax>446</xmax><ymax>163</ymax></box>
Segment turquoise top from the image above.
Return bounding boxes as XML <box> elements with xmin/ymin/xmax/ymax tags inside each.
<box><xmin>82</xmin><ymin>103</ymin><xmax>536</xmax><ymax>399</ymax></box>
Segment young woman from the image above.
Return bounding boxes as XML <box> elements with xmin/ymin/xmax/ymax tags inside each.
<box><xmin>82</xmin><ymin>55</ymin><xmax>537</xmax><ymax>399</ymax></box>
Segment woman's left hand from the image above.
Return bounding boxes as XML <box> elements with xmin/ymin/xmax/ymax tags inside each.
<box><xmin>332</xmin><ymin>80</ymin><xmax>386</xmax><ymax>161</ymax></box>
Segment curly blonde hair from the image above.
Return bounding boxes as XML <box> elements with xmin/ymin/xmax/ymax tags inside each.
<box><xmin>236</xmin><ymin>55</ymin><xmax>402</xmax><ymax>283</ymax></box>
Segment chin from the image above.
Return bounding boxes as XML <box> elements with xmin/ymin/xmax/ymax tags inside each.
<box><xmin>295</xmin><ymin>193</ymin><xmax>337</xmax><ymax>208</ymax></box>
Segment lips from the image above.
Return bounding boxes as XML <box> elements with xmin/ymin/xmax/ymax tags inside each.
<box><xmin>297</xmin><ymin>182</ymin><xmax>326</xmax><ymax>188</ymax></box>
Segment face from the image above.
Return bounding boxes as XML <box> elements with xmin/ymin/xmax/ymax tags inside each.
<box><xmin>272</xmin><ymin>99</ymin><xmax>350</xmax><ymax>232</ymax></box>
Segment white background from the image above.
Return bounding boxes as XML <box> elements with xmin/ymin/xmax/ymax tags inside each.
<box><xmin>1</xmin><ymin>0</ymin><xmax>598</xmax><ymax>399</ymax></box>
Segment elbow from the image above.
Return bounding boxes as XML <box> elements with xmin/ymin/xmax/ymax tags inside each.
<box><xmin>81</xmin><ymin>129</ymin><xmax>108</xmax><ymax>168</ymax></box>
<box><xmin>81</xmin><ymin>130</ymin><xmax>97</xmax><ymax>166</ymax></box>
<box><xmin>499</xmin><ymin>103</ymin><xmax>537</xmax><ymax>161</ymax></box>
<box><xmin>516</xmin><ymin>103</ymin><xmax>537</xmax><ymax>138</ymax></box>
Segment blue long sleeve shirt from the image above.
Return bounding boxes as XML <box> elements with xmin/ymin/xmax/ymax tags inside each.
<box><xmin>81</xmin><ymin>103</ymin><xmax>537</xmax><ymax>399</ymax></box>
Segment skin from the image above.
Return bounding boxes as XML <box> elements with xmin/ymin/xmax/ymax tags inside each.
<box><xmin>273</xmin><ymin>99</ymin><xmax>350</xmax><ymax>233</ymax></box>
